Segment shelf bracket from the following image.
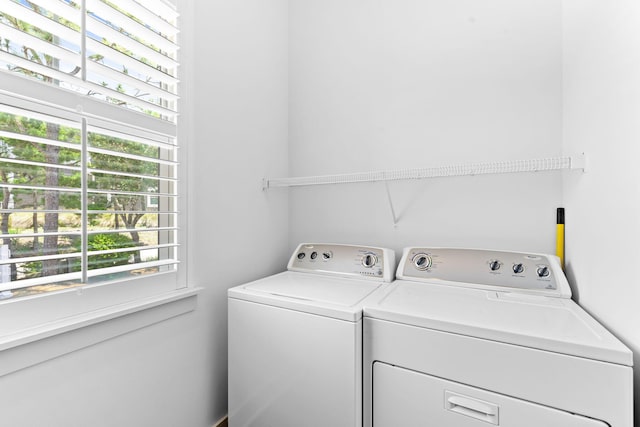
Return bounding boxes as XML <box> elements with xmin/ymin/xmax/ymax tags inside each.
<box><xmin>383</xmin><ymin>181</ymin><xmax>399</xmax><ymax>227</ymax></box>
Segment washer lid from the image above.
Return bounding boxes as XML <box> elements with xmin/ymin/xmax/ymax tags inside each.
<box><xmin>365</xmin><ymin>281</ymin><xmax>633</xmax><ymax>366</ymax></box>
<box><xmin>228</xmin><ymin>271</ymin><xmax>387</xmax><ymax>321</ymax></box>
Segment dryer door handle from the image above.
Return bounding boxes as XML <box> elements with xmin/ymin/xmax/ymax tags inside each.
<box><xmin>445</xmin><ymin>391</ymin><xmax>499</xmax><ymax>425</ymax></box>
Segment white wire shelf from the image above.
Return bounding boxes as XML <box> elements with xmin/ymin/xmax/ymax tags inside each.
<box><xmin>263</xmin><ymin>154</ymin><xmax>586</xmax><ymax>190</ymax></box>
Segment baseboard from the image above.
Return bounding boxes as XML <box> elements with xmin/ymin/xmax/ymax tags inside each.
<box><xmin>213</xmin><ymin>415</ymin><xmax>228</xmax><ymax>427</ymax></box>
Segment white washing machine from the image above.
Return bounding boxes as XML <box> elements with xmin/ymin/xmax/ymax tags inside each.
<box><xmin>363</xmin><ymin>247</ymin><xmax>634</xmax><ymax>427</ymax></box>
<box><xmin>228</xmin><ymin>243</ymin><xmax>395</xmax><ymax>427</ymax></box>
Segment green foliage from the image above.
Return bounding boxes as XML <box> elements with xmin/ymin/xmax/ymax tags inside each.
<box><xmin>86</xmin><ymin>233</ymin><xmax>136</xmax><ymax>270</ymax></box>
<box><xmin>70</xmin><ymin>233</ymin><xmax>136</xmax><ymax>271</ymax></box>
<box><xmin>11</xmin><ymin>238</ymin><xmax>44</xmax><ymax>279</ymax></box>
<box><xmin>87</xmin><ymin>132</ymin><xmax>160</xmax><ymax>234</ymax></box>
<box><xmin>0</xmin><ymin>112</ymin><xmax>82</xmax><ymax>213</ymax></box>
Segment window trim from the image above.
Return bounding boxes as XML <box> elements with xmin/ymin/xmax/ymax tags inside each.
<box><xmin>0</xmin><ymin>72</ymin><xmax>176</xmax><ymax>139</ymax></box>
<box><xmin>0</xmin><ymin>287</ymin><xmax>200</xmax><ymax>378</ymax></box>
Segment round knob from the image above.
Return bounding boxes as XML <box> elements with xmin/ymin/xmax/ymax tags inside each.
<box><xmin>310</xmin><ymin>251</ymin><xmax>318</xmax><ymax>260</ymax></box>
<box><xmin>362</xmin><ymin>253</ymin><xmax>377</xmax><ymax>268</ymax></box>
<box><xmin>537</xmin><ymin>266</ymin><xmax>550</xmax><ymax>277</ymax></box>
<box><xmin>489</xmin><ymin>260</ymin><xmax>501</xmax><ymax>271</ymax></box>
<box><xmin>322</xmin><ymin>252</ymin><xmax>332</xmax><ymax>260</ymax></box>
<box><xmin>297</xmin><ymin>252</ymin><xmax>306</xmax><ymax>260</ymax></box>
<box><xmin>412</xmin><ymin>253</ymin><xmax>432</xmax><ymax>271</ymax></box>
<box><xmin>512</xmin><ymin>263</ymin><xmax>525</xmax><ymax>274</ymax></box>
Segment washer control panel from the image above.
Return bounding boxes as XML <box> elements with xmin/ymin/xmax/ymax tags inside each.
<box><xmin>398</xmin><ymin>247</ymin><xmax>571</xmax><ymax>297</ymax></box>
<box><xmin>288</xmin><ymin>243</ymin><xmax>395</xmax><ymax>282</ymax></box>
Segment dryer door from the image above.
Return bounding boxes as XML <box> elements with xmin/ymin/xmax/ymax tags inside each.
<box><xmin>373</xmin><ymin>362</ymin><xmax>608</xmax><ymax>427</ymax></box>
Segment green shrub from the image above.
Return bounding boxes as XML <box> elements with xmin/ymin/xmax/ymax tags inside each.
<box><xmin>72</xmin><ymin>233</ymin><xmax>137</xmax><ymax>270</ymax></box>
<box><xmin>88</xmin><ymin>233</ymin><xmax>136</xmax><ymax>269</ymax></box>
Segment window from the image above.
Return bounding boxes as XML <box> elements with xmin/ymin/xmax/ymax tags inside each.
<box><xmin>0</xmin><ymin>0</ymin><xmax>184</xmax><ymax>328</ymax></box>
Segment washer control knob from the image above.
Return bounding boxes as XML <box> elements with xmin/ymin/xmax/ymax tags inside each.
<box><xmin>537</xmin><ymin>266</ymin><xmax>550</xmax><ymax>277</ymax></box>
<box><xmin>310</xmin><ymin>251</ymin><xmax>318</xmax><ymax>260</ymax></box>
<box><xmin>412</xmin><ymin>253</ymin><xmax>432</xmax><ymax>271</ymax></box>
<box><xmin>297</xmin><ymin>252</ymin><xmax>306</xmax><ymax>260</ymax></box>
<box><xmin>512</xmin><ymin>263</ymin><xmax>525</xmax><ymax>274</ymax></box>
<box><xmin>362</xmin><ymin>253</ymin><xmax>378</xmax><ymax>268</ymax></box>
<box><xmin>489</xmin><ymin>260</ymin><xmax>501</xmax><ymax>271</ymax></box>
<box><xmin>322</xmin><ymin>252</ymin><xmax>332</xmax><ymax>260</ymax></box>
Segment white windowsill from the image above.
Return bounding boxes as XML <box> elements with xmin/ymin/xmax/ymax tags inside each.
<box><xmin>0</xmin><ymin>287</ymin><xmax>201</xmax><ymax>378</ymax></box>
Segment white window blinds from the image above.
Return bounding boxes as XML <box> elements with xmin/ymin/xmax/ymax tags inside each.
<box><xmin>0</xmin><ymin>0</ymin><xmax>179</xmax><ymax>121</ymax></box>
<box><xmin>0</xmin><ymin>0</ymin><xmax>180</xmax><ymax>298</ymax></box>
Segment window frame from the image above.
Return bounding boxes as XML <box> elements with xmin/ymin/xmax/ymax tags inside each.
<box><xmin>0</xmin><ymin>0</ymin><xmax>195</xmax><ymax>374</ymax></box>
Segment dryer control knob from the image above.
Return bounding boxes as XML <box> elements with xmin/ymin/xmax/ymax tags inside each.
<box><xmin>489</xmin><ymin>260</ymin><xmax>501</xmax><ymax>271</ymax></box>
<box><xmin>513</xmin><ymin>263</ymin><xmax>525</xmax><ymax>274</ymax></box>
<box><xmin>362</xmin><ymin>253</ymin><xmax>378</xmax><ymax>268</ymax></box>
<box><xmin>412</xmin><ymin>253</ymin><xmax>432</xmax><ymax>271</ymax></box>
<box><xmin>537</xmin><ymin>266</ymin><xmax>550</xmax><ymax>277</ymax></box>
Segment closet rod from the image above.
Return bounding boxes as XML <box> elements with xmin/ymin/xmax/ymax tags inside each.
<box><xmin>263</xmin><ymin>154</ymin><xmax>585</xmax><ymax>190</ymax></box>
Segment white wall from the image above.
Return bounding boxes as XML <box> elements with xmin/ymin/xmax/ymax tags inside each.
<box><xmin>562</xmin><ymin>1</ymin><xmax>640</xmax><ymax>421</ymax></box>
<box><xmin>189</xmin><ymin>0</ymin><xmax>289</xmax><ymax>423</ymax></box>
<box><xmin>288</xmin><ymin>0</ymin><xmax>563</xmax><ymax>254</ymax></box>
<box><xmin>0</xmin><ymin>1</ymin><xmax>289</xmax><ymax>426</ymax></box>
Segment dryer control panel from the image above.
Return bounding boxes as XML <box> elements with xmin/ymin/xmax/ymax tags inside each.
<box><xmin>397</xmin><ymin>247</ymin><xmax>571</xmax><ymax>298</ymax></box>
<box><xmin>288</xmin><ymin>243</ymin><xmax>395</xmax><ymax>282</ymax></box>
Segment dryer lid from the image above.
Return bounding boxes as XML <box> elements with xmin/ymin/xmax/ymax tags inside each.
<box><xmin>365</xmin><ymin>281</ymin><xmax>633</xmax><ymax>366</ymax></box>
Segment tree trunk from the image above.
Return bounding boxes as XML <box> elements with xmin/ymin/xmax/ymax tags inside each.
<box><xmin>42</xmin><ymin>123</ymin><xmax>60</xmax><ymax>277</ymax></box>
<box><xmin>129</xmin><ymin>229</ymin><xmax>141</xmax><ymax>263</ymax></box>
<box><xmin>1</xmin><ymin>186</ymin><xmax>16</xmax><ymax>281</ymax></box>
<box><xmin>120</xmin><ymin>212</ymin><xmax>144</xmax><ymax>264</ymax></box>
<box><xmin>32</xmin><ymin>190</ymin><xmax>38</xmax><ymax>250</ymax></box>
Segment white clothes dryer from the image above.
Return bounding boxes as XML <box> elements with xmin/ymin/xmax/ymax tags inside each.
<box><xmin>228</xmin><ymin>243</ymin><xmax>395</xmax><ymax>427</ymax></box>
<box><xmin>363</xmin><ymin>247</ymin><xmax>633</xmax><ymax>427</ymax></box>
